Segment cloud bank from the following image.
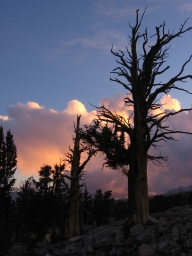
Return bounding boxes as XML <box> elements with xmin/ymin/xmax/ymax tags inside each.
<box><xmin>0</xmin><ymin>94</ymin><xmax>192</xmax><ymax>198</ymax></box>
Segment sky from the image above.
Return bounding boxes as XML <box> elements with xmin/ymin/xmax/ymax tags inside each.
<box><xmin>0</xmin><ymin>0</ymin><xmax>192</xmax><ymax>198</ymax></box>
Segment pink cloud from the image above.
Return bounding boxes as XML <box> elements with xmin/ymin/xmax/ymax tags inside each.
<box><xmin>0</xmin><ymin>94</ymin><xmax>192</xmax><ymax>197</ymax></box>
<box><xmin>1</xmin><ymin>101</ymin><xmax>95</xmax><ymax>176</ymax></box>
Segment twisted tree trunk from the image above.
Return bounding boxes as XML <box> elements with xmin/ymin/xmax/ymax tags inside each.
<box><xmin>128</xmin><ymin>152</ymin><xmax>149</xmax><ymax>224</ymax></box>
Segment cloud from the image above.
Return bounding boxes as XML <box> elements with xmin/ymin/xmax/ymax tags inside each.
<box><xmin>0</xmin><ymin>116</ymin><xmax>8</xmax><ymax>121</ymax></box>
<box><xmin>43</xmin><ymin>29</ymin><xmax>128</xmax><ymax>60</ymax></box>
<box><xmin>179</xmin><ymin>3</ymin><xmax>192</xmax><ymax>12</ymax></box>
<box><xmin>62</xmin><ymin>30</ymin><xmax>128</xmax><ymax>53</ymax></box>
<box><xmin>95</xmin><ymin>1</ymin><xmax>137</xmax><ymax>18</ymax></box>
<box><xmin>63</xmin><ymin>100</ymin><xmax>87</xmax><ymax>115</ymax></box>
<box><xmin>1</xmin><ymin>101</ymin><xmax>95</xmax><ymax>176</ymax></box>
<box><xmin>95</xmin><ymin>1</ymin><xmax>161</xmax><ymax>19</ymax></box>
<box><xmin>0</xmin><ymin>94</ymin><xmax>192</xmax><ymax>197</ymax></box>
<box><xmin>161</xmin><ymin>94</ymin><xmax>181</xmax><ymax>111</ymax></box>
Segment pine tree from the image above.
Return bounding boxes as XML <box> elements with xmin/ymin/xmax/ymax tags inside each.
<box><xmin>36</xmin><ymin>165</ymin><xmax>53</xmax><ymax>195</ymax></box>
<box><xmin>0</xmin><ymin>126</ymin><xmax>17</xmax><ymax>199</ymax></box>
<box><xmin>0</xmin><ymin>126</ymin><xmax>17</xmax><ymax>255</ymax></box>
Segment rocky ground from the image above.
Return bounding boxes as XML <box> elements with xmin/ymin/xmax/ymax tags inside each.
<box><xmin>6</xmin><ymin>204</ymin><xmax>192</xmax><ymax>256</ymax></box>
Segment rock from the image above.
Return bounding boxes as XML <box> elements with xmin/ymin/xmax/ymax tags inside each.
<box><xmin>168</xmin><ymin>239</ymin><xmax>178</xmax><ymax>248</ymax></box>
<box><xmin>93</xmin><ymin>239</ymin><xmax>102</xmax><ymax>248</ymax></box>
<box><xmin>87</xmin><ymin>245</ymin><xmax>94</xmax><ymax>254</ymax></box>
<box><xmin>110</xmin><ymin>227</ymin><xmax>118</xmax><ymax>237</ymax></box>
<box><xmin>139</xmin><ymin>243</ymin><xmax>155</xmax><ymax>256</ymax></box>
<box><xmin>150</xmin><ymin>212</ymin><xmax>163</xmax><ymax>220</ymax></box>
<box><xmin>81</xmin><ymin>245</ymin><xmax>87</xmax><ymax>253</ymax></box>
<box><xmin>116</xmin><ymin>247</ymin><xmax>123</xmax><ymax>255</ymax></box>
<box><xmin>68</xmin><ymin>245</ymin><xmax>77</xmax><ymax>254</ymax></box>
<box><xmin>130</xmin><ymin>224</ymin><xmax>145</xmax><ymax>237</ymax></box>
<box><xmin>147</xmin><ymin>216</ymin><xmax>158</xmax><ymax>224</ymax></box>
<box><xmin>83</xmin><ymin>235</ymin><xmax>94</xmax><ymax>247</ymax></box>
<box><xmin>150</xmin><ymin>242</ymin><xmax>158</xmax><ymax>252</ymax></box>
<box><xmin>101</xmin><ymin>237</ymin><xmax>110</xmax><ymax>243</ymax></box>
<box><xmin>143</xmin><ymin>228</ymin><xmax>156</xmax><ymax>244</ymax></box>
<box><xmin>180</xmin><ymin>226</ymin><xmax>187</xmax><ymax>235</ymax></box>
<box><xmin>158</xmin><ymin>221</ymin><xmax>171</xmax><ymax>233</ymax></box>
<box><xmin>171</xmin><ymin>206</ymin><xmax>181</xmax><ymax>212</ymax></box>
<box><xmin>115</xmin><ymin>226</ymin><xmax>124</xmax><ymax>244</ymax></box>
<box><xmin>108</xmin><ymin>218</ymin><xmax>116</xmax><ymax>225</ymax></box>
<box><xmin>106</xmin><ymin>237</ymin><xmax>115</xmax><ymax>245</ymax></box>
<box><xmin>172</xmin><ymin>226</ymin><xmax>180</xmax><ymax>242</ymax></box>
<box><xmin>6</xmin><ymin>204</ymin><xmax>192</xmax><ymax>256</ymax></box>
<box><xmin>115</xmin><ymin>218</ymin><xmax>127</xmax><ymax>226</ymax></box>
<box><xmin>29</xmin><ymin>232</ymin><xmax>37</xmax><ymax>240</ymax></box>
<box><xmin>110</xmin><ymin>246</ymin><xmax>116</xmax><ymax>255</ymax></box>
<box><xmin>8</xmin><ymin>242</ymin><xmax>27</xmax><ymax>255</ymax></box>
<box><xmin>136</xmin><ymin>232</ymin><xmax>144</xmax><ymax>243</ymax></box>
<box><xmin>97</xmin><ymin>228</ymin><xmax>114</xmax><ymax>240</ymax></box>
<box><xmin>68</xmin><ymin>236</ymin><xmax>82</xmax><ymax>244</ymax></box>
<box><xmin>158</xmin><ymin>240</ymin><xmax>168</xmax><ymax>253</ymax></box>
<box><xmin>186</xmin><ymin>239</ymin><xmax>192</xmax><ymax>249</ymax></box>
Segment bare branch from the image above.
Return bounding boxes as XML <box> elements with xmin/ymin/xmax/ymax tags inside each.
<box><xmin>148</xmin><ymin>55</ymin><xmax>192</xmax><ymax>106</ymax></box>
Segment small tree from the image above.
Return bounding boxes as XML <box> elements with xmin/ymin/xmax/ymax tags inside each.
<box><xmin>81</xmin><ymin>9</ymin><xmax>192</xmax><ymax>225</ymax></box>
<box><xmin>93</xmin><ymin>189</ymin><xmax>114</xmax><ymax>226</ymax></box>
<box><xmin>81</xmin><ymin>187</ymin><xmax>93</xmax><ymax>225</ymax></box>
<box><xmin>16</xmin><ymin>164</ymin><xmax>70</xmax><ymax>239</ymax></box>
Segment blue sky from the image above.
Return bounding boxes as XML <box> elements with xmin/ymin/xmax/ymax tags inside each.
<box><xmin>1</xmin><ymin>0</ymin><xmax>192</xmax><ymax>113</ymax></box>
<box><xmin>0</xmin><ymin>0</ymin><xmax>192</xmax><ymax>196</ymax></box>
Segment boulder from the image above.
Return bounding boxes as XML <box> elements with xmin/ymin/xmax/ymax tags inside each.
<box><xmin>158</xmin><ymin>221</ymin><xmax>171</xmax><ymax>233</ymax></box>
<box><xmin>68</xmin><ymin>236</ymin><xmax>82</xmax><ymax>244</ymax></box>
<box><xmin>139</xmin><ymin>243</ymin><xmax>155</xmax><ymax>256</ymax></box>
<box><xmin>87</xmin><ymin>245</ymin><xmax>94</xmax><ymax>254</ymax></box>
<box><xmin>186</xmin><ymin>239</ymin><xmax>192</xmax><ymax>249</ymax></box>
<box><xmin>115</xmin><ymin>226</ymin><xmax>124</xmax><ymax>244</ymax></box>
<box><xmin>130</xmin><ymin>224</ymin><xmax>145</xmax><ymax>237</ymax></box>
<box><xmin>186</xmin><ymin>222</ymin><xmax>192</xmax><ymax>232</ymax></box>
<box><xmin>143</xmin><ymin>228</ymin><xmax>156</xmax><ymax>243</ymax></box>
<box><xmin>172</xmin><ymin>226</ymin><xmax>180</xmax><ymax>242</ymax></box>
<box><xmin>158</xmin><ymin>240</ymin><xmax>168</xmax><ymax>253</ymax></box>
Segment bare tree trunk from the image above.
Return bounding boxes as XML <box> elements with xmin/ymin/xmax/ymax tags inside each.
<box><xmin>68</xmin><ymin>116</ymin><xmax>81</xmax><ymax>238</ymax></box>
<box><xmin>68</xmin><ymin>116</ymin><xmax>95</xmax><ymax>237</ymax></box>
<box><xmin>69</xmin><ymin>177</ymin><xmax>80</xmax><ymax>237</ymax></box>
<box><xmin>128</xmin><ymin>152</ymin><xmax>149</xmax><ymax>225</ymax></box>
<box><xmin>128</xmin><ymin>106</ymin><xmax>149</xmax><ymax>224</ymax></box>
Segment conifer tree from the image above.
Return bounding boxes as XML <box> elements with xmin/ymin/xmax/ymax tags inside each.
<box><xmin>0</xmin><ymin>126</ymin><xmax>17</xmax><ymax>255</ymax></box>
<box><xmin>0</xmin><ymin>126</ymin><xmax>17</xmax><ymax>199</ymax></box>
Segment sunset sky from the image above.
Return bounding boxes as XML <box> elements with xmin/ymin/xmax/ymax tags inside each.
<box><xmin>0</xmin><ymin>0</ymin><xmax>192</xmax><ymax>198</ymax></box>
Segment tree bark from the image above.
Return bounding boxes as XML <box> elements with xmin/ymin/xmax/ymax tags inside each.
<box><xmin>128</xmin><ymin>152</ymin><xmax>149</xmax><ymax>224</ymax></box>
<box><xmin>128</xmin><ymin>99</ymin><xmax>149</xmax><ymax>224</ymax></box>
<box><xmin>69</xmin><ymin>176</ymin><xmax>80</xmax><ymax>237</ymax></box>
<box><xmin>68</xmin><ymin>116</ymin><xmax>81</xmax><ymax>238</ymax></box>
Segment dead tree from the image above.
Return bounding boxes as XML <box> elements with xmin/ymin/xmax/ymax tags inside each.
<box><xmin>81</xmin><ymin>9</ymin><xmax>192</xmax><ymax>225</ymax></box>
<box><xmin>66</xmin><ymin>115</ymin><xmax>96</xmax><ymax>238</ymax></box>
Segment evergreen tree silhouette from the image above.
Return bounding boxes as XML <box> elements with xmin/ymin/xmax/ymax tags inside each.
<box><xmin>0</xmin><ymin>126</ymin><xmax>17</xmax><ymax>255</ymax></box>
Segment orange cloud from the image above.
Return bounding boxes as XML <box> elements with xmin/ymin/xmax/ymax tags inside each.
<box><xmin>161</xmin><ymin>94</ymin><xmax>181</xmax><ymax>111</ymax></box>
<box><xmin>0</xmin><ymin>94</ymin><xmax>192</xmax><ymax>196</ymax></box>
<box><xmin>1</xmin><ymin>101</ymin><xmax>95</xmax><ymax>177</ymax></box>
